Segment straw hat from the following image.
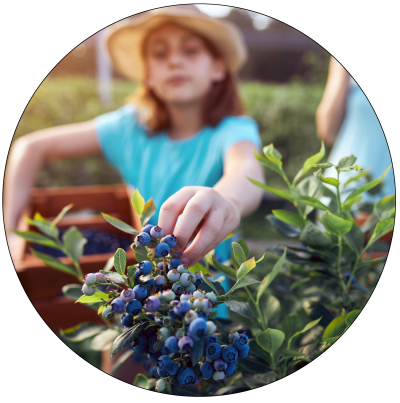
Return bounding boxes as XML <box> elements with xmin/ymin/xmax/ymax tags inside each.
<box><xmin>105</xmin><ymin>4</ymin><xmax>248</xmax><ymax>82</ymax></box>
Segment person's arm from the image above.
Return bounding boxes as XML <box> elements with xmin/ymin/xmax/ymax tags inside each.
<box><xmin>158</xmin><ymin>141</ymin><xmax>265</xmax><ymax>266</ymax></box>
<box><xmin>4</xmin><ymin>120</ymin><xmax>101</xmax><ymax>260</ymax></box>
<box><xmin>316</xmin><ymin>57</ymin><xmax>351</xmax><ymax>145</ymax></box>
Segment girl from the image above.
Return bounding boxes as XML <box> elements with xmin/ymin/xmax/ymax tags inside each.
<box><xmin>5</xmin><ymin>6</ymin><xmax>265</xmax><ymax>311</ymax></box>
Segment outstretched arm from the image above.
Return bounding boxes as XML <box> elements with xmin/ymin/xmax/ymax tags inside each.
<box><xmin>158</xmin><ymin>141</ymin><xmax>265</xmax><ymax>266</ymax></box>
<box><xmin>316</xmin><ymin>57</ymin><xmax>350</xmax><ymax>145</ymax></box>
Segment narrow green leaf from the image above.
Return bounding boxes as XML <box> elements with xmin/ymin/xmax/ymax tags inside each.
<box><xmin>344</xmin><ymin>165</ymin><xmax>392</xmax><ymax>203</ymax></box>
<box><xmin>299</xmin><ymin>222</ymin><xmax>332</xmax><ymax>247</ymax></box>
<box><xmin>25</xmin><ymin>216</ymin><xmax>59</xmax><ymax>239</ymax></box>
<box><xmin>237</xmin><ymin>239</ymin><xmax>250</xmax><ymax>259</ymax></box>
<box><xmin>11</xmin><ymin>229</ymin><xmax>60</xmax><ymax>249</ymax></box>
<box><xmin>191</xmin><ymin>336</ymin><xmax>205</xmax><ymax>367</ymax></box>
<box><xmin>114</xmin><ymin>248</ymin><xmax>127</xmax><ymax>277</ymax></box>
<box><xmin>256</xmin><ymin>328</ymin><xmax>285</xmax><ymax>354</ymax></box>
<box><xmin>51</xmin><ymin>203</ymin><xmax>74</xmax><ymax>226</ymax></box>
<box><xmin>267</xmin><ymin>215</ymin><xmax>302</xmax><ymax>238</ymax></box>
<box><xmin>210</xmin><ymin>256</ymin><xmax>236</xmax><ymax>281</ymax></box>
<box><xmin>189</xmin><ymin>262</ymin><xmax>210</xmax><ymax>275</ymax></box>
<box><xmin>342</xmin><ymin>196</ymin><xmax>362</xmax><ymax>211</ymax></box>
<box><xmin>312</xmin><ymin>162</ymin><xmax>334</xmax><ymax>169</ymax></box>
<box><xmin>62</xmin><ymin>284</ymin><xmax>83</xmax><ymax>301</ymax></box>
<box><xmin>60</xmin><ymin>322</ymin><xmax>106</xmax><ymax>342</ymax></box>
<box><xmin>30</xmin><ymin>248</ymin><xmax>78</xmax><ymax>277</ymax></box>
<box><xmin>225</xmin><ymin>300</ymin><xmax>253</xmax><ymax>318</ymax></box>
<box><xmin>343</xmin><ymin>167</ymin><xmax>370</xmax><ymax>188</ymax></box>
<box><xmin>110</xmin><ymin>322</ymin><xmax>148</xmax><ymax>358</ymax></box>
<box><xmin>314</xmin><ymin>169</ymin><xmax>339</xmax><ymax>187</ymax></box>
<box><xmin>131</xmin><ymin>189</ymin><xmax>145</xmax><ymax>216</ymax></box>
<box><xmin>62</xmin><ymin>226</ymin><xmax>87</xmax><ymax>263</ymax></box>
<box><xmin>75</xmin><ymin>292</ymin><xmax>109</xmax><ymax>304</ymax></box>
<box><xmin>101</xmin><ymin>213</ymin><xmax>139</xmax><ymax>235</ymax></box>
<box><xmin>263</xmin><ymin>144</ymin><xmax>283</xmax><ymax>166</ymax></box>
<box><xmin>297</xmin><ymin>195</ymin><xmax>330</xmax><ymax>211</ymax></box>
<box><xmin>229</xmin><ymin>277</ymin><xmax>260</xmax><ymax>294</ymax></box>
<box><xmin>318</xmin><ymin>211</ymin><xmax>353</xmax><ymax>236</ymax></box>
<box><xmin>365</xmin><ymin>216</ymin><xmax>394</xmax><ymax>249</ymax></box>
<box><xmin>133</xmin><ymin>374</ymin><xmax>149</xmax><ymax>389</ymax></box>
<box><xmin>257</xmin><ymin>248</ymin><xmax>286</xmax><ymax>302</ymax></box>
<box><xmin>289</xmin><ymin>317</ymin><xmax>321</xmax><ymax>347</ymax></box>
<box><xmin>272</xmin><ymin>210</ymin><xmax>306</xmax><ymax>229</ymax></box>
<box><xmin>280</xmin><ymin>349</ymin><xmax>305</xmax><ymax>358</ymax></box>
<box><xmin>200</xmin><ymin>271</ymin><xmax>219</xmax><ymax>296</ymax></box>
<box><xmin>293</xmin><ymin>141</ymin><xmax>325</xmax><ymax>185</ymax></box>
<box><xmin>337</xmin><ymin>155</ymin><xmax>357</xmax><ymax>169</ymax></box>
<box><xmin>374</xmin><ymin>194</ymin><xmax>396</xmax><ymax>220</ymax></box>
<box><xmin>282</xmin><ymin>312</ymin><xmax>303</xmax><ymax>340</ymax></box>
<box><xmin>345</xmin><ymin>310</ymin><xmax>361</xmax><ymax>327</ymax></box>
<box><xmin>344</xmin><ymin>222</ymin><xmax>364</xmax><ymax>253</ymax></box>
<box><xmin>247</xmin><ymin>178</ymin><xmax>294</xmax><ymax>202</ymax></box>
<box><xmin>322</xmin><ymin>316</ymin><xmax>346</xmax><ymax>340</ymax></box>
<box><xmin>232</xmin><ymin>242</ymin><xmax>246</xmax><ymax>266</ymax></box>
<box><xmin>256</xmin><ymin>253</ymin><xmax>265</xmax><ymax>264</ymax></box>
<box><xmin>236</xmin><ymin>257</ymin><xmax>256</xmax><ymax>281</ymax></box>
<box><xmin>131</xmin><ymin>244</ymin><xmax>149</xmax><ymax>263</ymax></box>
<box><xmin>255</xmin><ymin>152</ymin><xmax>282</xmax><ymax>175</ymax></box>
<box><xmin>141</xmin><ymin>198</ymin><xmax>156</xmax><ymax>227</ymax></box>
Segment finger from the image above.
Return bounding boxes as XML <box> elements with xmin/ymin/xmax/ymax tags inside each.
<box><xmin>180</xmin><ymin>206</ymin><xmax>227</xmax><ymax>265</ymax></box>
<box><xmin>158</xmin><ymin>187</ymin><xmax>199</xmax><ymax>237</ymax></box>
<box><xmin>173</xmin><ymin>190</ymin><xmax>214</xmax><ymax>251</ymax></box>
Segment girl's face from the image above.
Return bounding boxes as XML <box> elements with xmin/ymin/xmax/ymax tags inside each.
<box><xmin>144</xmin><ymin>23</ymin><xmax>227</xmax><ymax>106</ymax></box>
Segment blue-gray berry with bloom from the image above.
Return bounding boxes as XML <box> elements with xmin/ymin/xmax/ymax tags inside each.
<box><xmin>82</xmin><ymin>284</ymin><xmax>96</xmax><ymax>296</ymax></box>
<box><xmin>180</xmin><ymin>291</ymin><xmax>193</xmax><ymax>301</ymax></box>
<box><xmin>84</xmin><ymin>273</ymin><xmax>96</xmax><ymax>286</ymax></box>
<box><xmin>178</xmin><ymin>336</ymin><xmax>194</xmax><ymax>352</ymax></box>
<box><xmin>205</xmin><ymin>292</ymin><xmax>217</xmax><ymax>304</ymax></box>
<box><xmin>139</xmin><ymin>260</ymin><xmax>153</xmax><ymax>275</ymax></box>
<box><xmin>221</xmin><ymin>345</ymin><xmax>239</xmax><ymax>363</ymax></box>
<box><xmin>133</xmin><ymin>284</ymin><xmax>147</xmax><ymax>300</ymax></box>
<box><xmin>156</xmin><ymin>378</ymin><xmax>165</xmax><ymax>392</ymax></box>
<box><xmin>165</xmin><ymin>336</ymin><xmax>180</xmax><ymax>353</ymax></box>
<box><xmin>157</xmin><ymin>327</ymin><xmax>171</xmax><ymax>342</ymax></box>
<box><xmin>185</xmin><ymin>283</ymin><xmax>196</xmax><ymax>293</ymax></box>
<box><xmin>135</xmin><ymin>232</ymin><xmax>151</xmax><ymax>247</ymax></box>
<box><xmin>213</xmin><ymin>371</ymin><xmax>225</xmax><ymax>382</ymax></box>
<box><xmin>155</xmin><ymin>275</ymin><xmax>166</xmax><ymax>286</ymax></box>
<box><xmin>126</xmin><ymin>299</ymin><xmax>142</xmax><ymax>315</ymax></box>
<box><xmin>200</xmin><ymin>362</ymin><xmax>214</xmax><ymax>379</ymax></box>
<box><xmin>177</xmin><ymin>264</ymin><xmax>189</xmax><ymax>274</ymax></box>
<box><xmin>206</xmin><ymin>321</ymin><xmax>217</xmax><ymax>335</ymax></box>
<box><xmin>177</xmin><ymin>367</ymin><xmax>195</xmax><ymax>385</ymax></box>
<box><xmin>150</xmin><ymin>226</ymin><xmax>164</xmax><ymax>239</ymax></box>
<box><xmin>144</xmin><ymin>296</ymin><xmax>161</xmax><ymax>312</ymax></box>
<box><xmin>102</xmin><ymin>306</ymin><xmax>114</xmax><ymax>320</ymax></box>
<box><xmin>206</xmin><ymin>343</ymin><xmax>222</xmax><ymax>360</ymax></box>
<box><xmin>163</xmin><ymin>289</ymin><xmax>176</xmax><ymax>302</ymax></box>
<box><xmin>155</xmin><ymin>242</ymin><xmax>170</xmax><ymax>258</ymax></box>
<box><xmin>120</xmin><ymin>288</ymin><xmax>135</xmax><ymax>302</ymax></box>
<box><xmin>213</xmin><ymin>358</ymin><xmax>228</xmax><ymax>372</ymax></box>
<box><xmin>172</xmin><ymin>282</ymin><xmax>184</xmax><ymax>294</ymax></box>
<box><xmin>111</xmin><ymin>298</ymin><xmax>125</xmax><ymax>314</ymax></box>
<box><xmin>184</xmin><ymin>310</ymin><xmax>198</xmax><ymax>324</ymax></box>
<box><xmin>188</xmin><ymin>317</ymin><xmax>208</xmax><ymax>341</ymax></box>
<box><xmin>163</xmin><ymin>316</ymin><xmax>175</xmax><ymax>327</ymax></box>
<box><xmin>174</xmin><ymin>300</ymin><xmax>191</xmax><ymax>317</ymax></box>
<box><xmin>167</xmin><ymin>269</ymin><xmax>180</xmax><ymax>283</ymax></box>
<box><xmin>180</xmin><ymin>272</ymin><xmax>195</xmax><ymax>287</ymax></box>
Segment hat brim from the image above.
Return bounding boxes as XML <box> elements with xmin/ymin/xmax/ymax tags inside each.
<box><xmin>106</xmin><ymin>13</ymin><xmax>247</xmax><ymax>82</ymax></box>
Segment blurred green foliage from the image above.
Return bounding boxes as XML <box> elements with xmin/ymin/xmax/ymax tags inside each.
<box><xmin>13</xmin><ymin>76</ymin><xmax>326</xmax><ymax>188</ymax></box>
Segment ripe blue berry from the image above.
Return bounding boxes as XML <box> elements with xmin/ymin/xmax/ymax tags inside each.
<box><xmin>233</xmin><ymin>334</ymin><xmax>249</xmax><ymax>351</ymax></box>
<box><xmin>205</xmin><ymin>335</ymin><xmax>218</xmax><ymax>348</ymax></box>
<box><xmin>133</xmin><ymin>284</ymin><xmax>147</xmax><ymax>300</ymax></box>
<box><xmin>133</xmin><ymin>334</ymin><xmax>148</xmax><ymax>348</ymax></box>
<box><xmin>149</xmin><ymin>366</ymin><xmax>158</xmax><ymax>378</ymax></box>
<box><xmin>149</xmin><ymin>351</ymin><xmax>162</xmax><ymax>362</ymax></box>
<box><xmin>120</xmin><ymin>288</ymin><xmax>135</xmax><ymax>302</ymax></box>
<box><xmin>163</xmin><ymin>235</ymin><xmax>177</xmax><ymax>248</ymax></box>
<box><xmin>142</xmin><ymin>224</ymin><xmax>154</xmax><ymax>234</ymax></box>
<box><xmin>206</xmin><ymin>343</ymin><xmax>222</xmax><ymax>360</ymax></box>
<box><xmin>144</xmin><ymin>296</ymin><xmax>161</xmax><ymax>312</ymax></box>
<box><xmin>133</xmin><ymin>345</ymin><xmax>147</xmax><ymax>354</ymax></box>
<box><xmin>139</xmin><ymin>260</ymin><xmax>153</xmax><ymax>275</ymax></box>
<box><xmin>188</xmin><ymin>317</ymin><xmax>208</xmax><ymax>341</ymax></box>
<box><xmin>177</xmin><ymin>367</ymin><xmax>195</xmax><ymax>385</ymax></box>
<box><xmin>121</xmin><ymin>313</ymin><xmax>134</xmax><ymax>327</ymax></box>
<box><xmin>196</xmin><ymin>311</ymin><xmax>209</xmax><ymax>321</ymax></box>
<box><xmin>237</xmin><ymin>344</ymin><xmax>250</xmax><ymax>358</ymax></box>
<box><xmin>148</xmin><ymin>333</ymin><xmax>158</xmax><ymax>353</ymax></box>
<box><xmin>165</xmin><ymin>336</ymin><xmax>180</xmax><ymax>353</ymax></box>
<box><xmin>111</xmin><ymin>298</ymin><xmax>125</xmax><ymax>314</ymax></box>
<box><xmin>161</xmin><ymin>346</ymin><xmax>170</xmax><ymax>355</ymax></box>
<box><xmin>166</xmin><ymin>361</ymin><xmax>179</xmax><ymax>376</ymax></box>
<box><xmin>135</xmin><ymin>232</ymin><xmax>151</xmax><ymax>247</ymax></box>
<box><xmin>155</xmin><ymin>242</ymin><xmax>170</xmax><ymax>258</ymax></box>
<box><xmin>150</xmin><ymin>226</ymin><xmax>163</xmax><ymax>239</ymax></box>
<box><xmin>221</xmin><ymin>345</ymin><xmax>239</xmax><ymax>363</ymax></box>
<box><xmin>156</xmin><ymin>355</ymin><xmax>171</xmax><ymax>369</ymax></box>
<box><xmin>213</xmin><ymin>358</ymin><xmax>228</xmax><ymax>372</ymax></box>
<box><xmin>174</xmin><ymin>300</ymin><xmax>191</xmax><ymax>317</ymax></box>
<box><xmin>84</xmin><ymin>273</ymin><xmax>97</xmax><ymax>286</ymax></box>
<box><xmin>344</xmin><ymin>272</ymin><xmax>356</xmax><ymax>284</ymax></box>
<box><xmin>200</xmin><ymin>362</ymin><xmax>214</xmax><ymax>379</ymax></box>
<box><xmin>224</xmin><ymin>361</ymin><xmax>237</xmax><ymax>377</ymax></box>
<box><xmin>157</xmin><ymin>367</ymin><xmax>168</xmax><ymax>378</ymax></box>
<box><xmin>82</xmin><ymin>284</ymin><xmax>96</xmax><ymax>296</ymax></box>
<box><xmin>126</xmin><ymin>299</ymin><xmax>142</xmax><ymax>315</ymax></box>
<box><xmin>156</xmin><ymin>262</ymin><xmax>165</xmax><ymax>271</ymax></box>
<box><xmin>178</xmin><ymin>336</ymin><xmax>194</xmax><ymax>352</ymax></box>
<box><xmin>146</xmin><ymin>312</ymin><xmax>155</xmax><ymax>321</ymax></box>
<box><xmin>169</xmin><ymin>258</ymin><xmax>181</xmax><ymax>269</ymax></box>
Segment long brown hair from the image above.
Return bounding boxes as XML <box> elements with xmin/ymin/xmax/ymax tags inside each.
<box><xmin>126</xmin><ymin>24</ymin><xmax>245</xmax><ymax>135</ymax></box>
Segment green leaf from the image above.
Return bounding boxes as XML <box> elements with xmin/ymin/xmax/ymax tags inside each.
<box><xmin>237</xmin><ymin>354</ymin><xmax>270</xmax><ymax>374</ymax></box>
<box><xmin>62</xmin><ymin>284</ymin><xmax>83</xmax><ymax>301</ymax></box>
<box><xmin>323</xmin><ymin>336</ymin><xmax>340</xmax><ymax>344</ymax></box>
<box><xmin>25</xmin><ymin>216</ymin><xmax>59</xmax><ymax>239</ymax></box>
<box><xmin>248</xmin><ymin>339</ymin><xmax>272</xmax><ymax>364</ymax></box>
<box><xmin>322</xmin><ymin>316</ymin><xmax>347</xmax><ymax>340</ymax></box>
<box><xmin>314</xmin><ymin>169</ymin><xmax>339</xmax><ymax>187</ymax></box>
<box><xmin>141</xmin><ymin>198</ymin><xmax>156</xmax><ymax>227</ymax></box>
<box><xmin>296</xmin><ymin>175</ymin><xmax>329</xmax><ymax>216</ymax></box>
<box><xmin>131</xmin><ymin>189</ymin><xmax>145</xmax><ymax>216</ymax></box>
<box><xmin>110</xmin><ymin>322</ymin><xmax>148</xmax><ymax>358</ymax></box>
<box><xmin>282</xmin><ymin>312</ymin><xmax>303</xmax><ymax>340</ymax></box>
<box><xmin>101</xmin><ymin>213</ymin><xmax>139</xmax><ymax>235</ymax></box>
<box><xmin>263</xmin><ymin>144</ymin><xmax>282</xmax><ymax>165</ymax></box>
<box><xmin>297</xmin><ymin>195</ymin><xmax>331</xmax><ymax>211</ymax></box>
<box><xmin>232</xmin><ymin>242</ymin><xmax>247</xmax><ymax>266</ymax></box>
<box><xmin>342</xmin><ymin>195</ymin><xmax>362</xmax><ymax>211</ymax></box>
<box><xmin>344</xmin><ymin>222</ymin><xmax>364</xmax><ymax>253</ymax></box>
<box><xmin>293</xmin><ymin>141</ymin><xmax>325</xmax><ymax>185</ymax></box>
<box><xmin>299</xmin><ymin>222</ymin><xmax>332</xmax><ymax>247</ymax></box>
<box><xmin>256</xmin><ymin>328</ymin><xmax>285</xmax><ymax>354</ymax></box>
<box><xmin>133</xmin><ymin>374</ymin><xmax>149</xmax><ymax>389</ymax></box>
<box><xmin>200</xmin><ymin>272</ymin><xmax>219</xmax><ymax>296</ymax></box>
<box><xmin>229</xmin><ymin>277</ymin><xmax>260</xmax><ymax>294</ymax></box>
<box><xmin>75</xmin><ymin>292</ymin><xmax>109</xmax><ymax>304</ymax></box>
<box><xmin>345</xmin><ymin>310</ymin><xmax>361</xmax><ymax>327</ymax></box>
<box><xmin>51</xmin><ymin>203</ymin><xmax>74</xmax><ymax>226</ymax></box>
<box><xmin>111</xmin><ymin>350</ymin><xmax>134</xmax><ymax>375</ymax></box>
<box><xmin>114</xmin><ymin>248</ymin><xmax>127</xmax><ymax>277</ymax></box>
<box><xmin>312</xmin><ymin>162</ymin><xmax>334</xmax><ymax>169</ymax></box>
<box><xmin>267</xmin><ymin>215</ymin><xmax>302</xmax><ymax>237</ymax></box>
<box><xmin>62</xmin><ymin>226</ymin><xmax>87</xmax><ymax>263</ymax></box>
<box><xmin>343</xmin><ymin>167</ymin><xmax>370</xmax><ymax>188</ymax></box>
<box><xmin>29</xmin><ymin>248</ymin><xmax>78</xmax><ymax>277</ymax></box>
<box><xmin>191</xmin><ymin>335</ymin><xmax>205</xmax><ymax>366</ymax></box>
<box><xmin>289</xmin><ymin>317</ymin><xmax>321</xmax><ymax>347</ymax></box>
<box><xmin>91</xmin><ymin>329</ymin><xmax>120</xmax><ymax>351</ymax></box>
<box><xmin>318</xmin><ymin>211</ymin><xmax>353</xmax><ymax>236</ymax></box>
<box><xmin>247</xmin><ymin>178</ymin><xmax>295</xmax><ymax>202</ymax></box>
<box><xmin>99</xmin><ymin>270</ymin><xmax>125</xmax><ymax>285</ymax></box>
<box><xmin>11</xmin><ymin>229</ymin><xmax>60</xmax><ymax>249</ymax></box>
<box><xmin>344</xmin><ymin>165</ymin><xmax>392</xmax><ymax>204</ymax></box>
<box><xmin>237</xmin><ymin>239</ymin><xmax>250</xmax><ymax>259</ymax></box>
<box><xmin>210</xmin><ymin>256</ymin><xmax>236</xmax><ymax>281</ymax></box>
<box><xmin>257</xmin><ymin>248</ymin><xmax>286</xmax><ymax>303</ymax></box>
<box><xmin>236</xmin><ymin>257</ymin><xmax>256</xmax><ymax>281</ymax></box>
<box><xmin>280</xmin><ymin>349</ymin><xmax>305</xmax><ymax>358</ymax></box>
<box><xmin>127</xmin><ymin>265</ymin><xmax>139</xmax><ymax>287</ymax></box>
<box><xmin>189</xmin><ymin>262</ymin><xmax>210</xmax><ymax>275</ymax></box>
<box><xmin>365</xmin><ymin>216</ymin><xmax>394</xmax><ymax>249</ymax></box>
<box><xmin>61</xmin><ymin>322</ymin><xmax>106</xmax><ymax>342</ymax></box>
<box><xmin>272</xmin><ymin>210</ymin><xmax>306</xmax><ymax>229</ymax></box>
<box><xmin>225</xmin><ymin>300</ymin><xmax>253</xmax><ymax>318</ymax></box>
<box><xmin>337</xmin><ymin>155</ymin><xmax>357</xmax><ymax>170</ymax></box>
<box><xmin>255</xmin><ymin>152</ymin><xmax>283</xmax><ymax>176</ymax></box>
<box><xmin>131</xmin><ymin>244</ymin><xmax>149</xmax><ymax>263</ymax></box>
<box><xmin>374</xmin><ymin>194</ymin><xmax>395</xmax><ymax>220</ymax></box>
<box><xmin>261</xmin><ymin>294</ymin><xmax>281</xmax><ymax>328</ymax></box>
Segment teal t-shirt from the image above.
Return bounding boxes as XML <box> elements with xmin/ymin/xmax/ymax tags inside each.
<box><xmin>94</xmin><ymin>102</ymin><xmax>262</xmax><ymax>263</ymax></box>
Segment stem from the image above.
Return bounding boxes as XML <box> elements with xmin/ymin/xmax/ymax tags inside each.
<box><xmin>337</xmin><ymin>235</ymin><xmax>345</xmax><ymax>289</ymax></box>
<box><xmin>270</xmin><ymin>353</ymin><xmax>276</xmax><ymax>370</ymax></box>
<box><xmin>245</xmin><ymin>287</ymin><xmax>266</xmax><ymax>331</ymax></box>
<box><xmin>336</xmin><ymin>171</ymin><xmax>342</xmax><ymax>216</ymax></box>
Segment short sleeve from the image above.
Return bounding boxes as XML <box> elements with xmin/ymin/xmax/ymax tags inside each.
<box><xmin>94</xmin><ymin>104</ymin><xmax>137</xmax><ymax>170</ymax></box>
<box><xmin>218</xmin><ymin>116</ymin><xmax>262</xmax><ymax>159</ymax></box>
